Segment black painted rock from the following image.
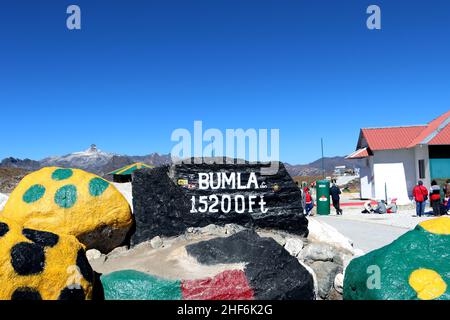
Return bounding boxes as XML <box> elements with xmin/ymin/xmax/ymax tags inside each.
<box><xmin>102</xmin><ymin>230</ymin><xmax>315</xmax><ymax>300</ymax></box>
<box><xmin>186</xmin><ymin>230</ymin><xmax>315</xmax><ymax>300</ymax></box>
<box><xmin>131</xmin><ymin>159</ymin><xmax>307</xmax><ymax>246</ymax></box>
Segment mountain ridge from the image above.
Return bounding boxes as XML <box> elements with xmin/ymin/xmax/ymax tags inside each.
<box><xmin>0</xmin><ymin>145</ymin><xmax>362</xmax><ymax>177</ymax></box>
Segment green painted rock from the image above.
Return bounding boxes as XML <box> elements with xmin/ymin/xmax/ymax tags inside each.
<box><xmin>101</xmin><ymin>270</ymin><xmax>182</xmax><ymax>300</ymax></box>
<box><xmin>344</xmin><ymin>217</ymin><xmax>450</xmax><ymax>300</ymax></box>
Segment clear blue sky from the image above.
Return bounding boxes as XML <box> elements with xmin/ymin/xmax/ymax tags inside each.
<box><xmin>0</xmin><ymin>0</ymin><xmax>449</xmax><ymax>164</ymax></box>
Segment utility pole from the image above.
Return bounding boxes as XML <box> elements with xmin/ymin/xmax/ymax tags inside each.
<box><xmin>321</xmin><ymin>138</ymin><xmax>325</xmax><ymax>179</ymax></box>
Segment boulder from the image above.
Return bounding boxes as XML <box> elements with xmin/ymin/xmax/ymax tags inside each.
<box><xmin>309</xmin><ymin>261</ymin><xmax>342</xmax><ymax>299</ymax></box>
<box><xmin>150</xmin><ymin>236</ymin><xmax>163</xmax><ymax>249</ymax></box>
<box><xmin>334</xmin><ymin>273</ymin><xmax>344</xmax><ymax>294</ymax></box>
<box><xmin>1</xmin><ymin>167</ymin><xmax>133</xmax><ymax>253</ymax></box>
<box><xmin>224</xmin><ymin>224</ymin><xmax>247</xmax><ymax>235</ymax></box>
<box><xmin>86</xmin><ymin>249</ymin><xmax>102</xmax><ymax>261</ymax></box>
<box><xmin>100</xmin><ymin>230</ymin><xmax>315</xmax><ymax>300</ymax></box>
<box><xmin>308</xmin><ymin>218</ymin><xmax>355</xmax><ymax>253</ymax></box>
<box><xmin>257</xmin><ymin>230</ymin><xmax>287</xmax><ymax>246</ymax></box>
<box><xmin>131</xmin><ymin>160</ymin><xmax>308</xmax><ymax>246</ymax></box>
<box><xmin>185</xmin><ymin>230</ymin><xmax>315</xmax><ymax>300</ymax></box>
<box><xmin>0</xmin><ymin>217</ymin><xmax>95</xmax><ymax>300</ymax></box>
<box><xmin>344</xmin><ymin>216</ymin><xmax>450</xmax><ymax>300</ymax></box>
<box><xmin>327</xmin><ymin>287</ymin><xmax>343</xmax><ymax>300</ymax></box>
<box><xmin>298</xmin><ymin>260</ymin><xmax>319</xmax><ymax>298</ymax></box>
<box><xmin>299</xmin><ymin>242</ymin><xmax>336</xmax><ymax>263</ymax></box>
<box><xmin>284</xmin><ymin>238</ymin><xmax>304</xmax><ymax>257</ymax></box>
<box><xmin>106</xmin><ymin>246</ymin><xmax>129</xmax><ymax>258</ymax></box>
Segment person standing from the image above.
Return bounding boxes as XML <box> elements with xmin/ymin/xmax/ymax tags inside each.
<box><xmin>444</xmin><ymin>179</ymin><xmax>450</xmax><ymax>198</ymax></box>
<box><xmin>297</xmin><ymin>181</ymin><xmax>307</xmax><ymax>213</ymax></box>
<box><xmin>430</xmin><ymin>180</ymin><xmax>442</xmax><ymax>216</ymax></box>
<box><xmin>330</xmin><ymin>180</ymin><xmax>343</xmax><ymax>215</ymax></box>
<box><xmin>413</xmin><ymin>180</ymin><xmax>428</xmax><ymax>217</ymax></box>
<box><xmin>304</xmin><ymin>187</ymin><xmax>314</xmax><ymax>216</ymax></box>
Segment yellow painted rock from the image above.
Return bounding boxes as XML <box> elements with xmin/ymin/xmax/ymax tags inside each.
<box><xmin>0</xmin><ymin>217</ymin><xmax>94</xmax><ymax>300</ymax></box>
<box><xmin>1</xmin><ymin>167</ymin><xmax>133</xmax><ymax>253</ymax></box>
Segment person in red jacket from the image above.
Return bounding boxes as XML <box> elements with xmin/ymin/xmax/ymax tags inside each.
<box><xmin>429</xmin><ymin>180</ymin><xmax>442</xmax><ymax>216</ymax></box>
<box><xmin>304</xmin><ymin>187</ymin><xmax>314</xmax><ymax>216</ymax></box>
<box><xmin>412</xmin><ymin>180</ymin><xmax>428</xmax><ymax>217</ymax></box>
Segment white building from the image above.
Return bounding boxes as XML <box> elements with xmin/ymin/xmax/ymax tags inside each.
<box><xmin>347</xmin><ymin>111</ymin><xmax>450</xmax><ymax>205</ymax></box>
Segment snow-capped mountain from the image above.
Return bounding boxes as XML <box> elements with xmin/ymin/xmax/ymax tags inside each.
<box><xmin>0</xmin><ymin>144</ymin><xmax>171</xmax><ymax>176</ymax></box>
<box><xmin>40</xmin><ymin>144</ymin><xmax>115</xmax><ymax>173</ymax></box>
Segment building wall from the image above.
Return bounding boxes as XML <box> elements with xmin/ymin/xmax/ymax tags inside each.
<box><xmin>359</xmin><ymin>157</ymin><xmax>373</xmax><ymax>199</ymax></box>
<box><xmin>414</xmin><ymin>145</ymin><xmax>431</xmax><ymax>188</ymax></box>
<box><xmin>372</xmin><ymin>149</ymin><xmax>416</xmax><ymax>202</ymax></box>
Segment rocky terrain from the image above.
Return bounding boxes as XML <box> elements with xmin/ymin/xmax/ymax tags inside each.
<box><xmin>89</xmin><ymin>221</ymin><xmax>358</xmax><ymax>300</ymax></box>
<box><xmin>0</xmin><ymin>167</ymin><xmax>30</xmax><ymax>194</ymax></box>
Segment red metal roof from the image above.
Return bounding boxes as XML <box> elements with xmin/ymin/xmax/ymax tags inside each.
<box><xmin>407</xmin><ymin>110</ymin><xmax>450</xmax><ymax>147</ymax></box>
<box><xmin>361</xmin><ymin>126</ymin><xmax>426</xmax><ymax>150</ymax></box>
<box><xmin>346</xmin><ymin>147</ymin><xmax>369</xmax><ymax>159</ymax></box>
<box><xmin>429</xmin><ymin>123</ymin><xmax>450</xmax><ymax>145</ymax></box>
<box><xmin>358</xmin><ymin>110</ymin><xmax>450</xmax><ymax>150</ymax></box>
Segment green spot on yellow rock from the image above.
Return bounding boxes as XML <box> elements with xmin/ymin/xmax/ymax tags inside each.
<box><xmin>23</xmin><ymin>185</ymin><xmax>46</xmax><ymax>204</ymax></box>
<box><xmin>51</xmin><ymin>169</ymin><xmax>73</xmax><ymax>181</ymax></box>
<box><xmin>2</xmin><ymin>167</ymin><xmax>133</xmax><ymax>253</ymax></box>
<box><xmin>89</xmin><ymin>178</ymin><xmax>110</xmax><ymax>197</ymax></box>
<box><xmin>54</xmin><ymin>185</ymin><xmax>77</xmax><ymax>208</ymax></box>
<box><xmin>409</xmin><ymin>269</ymin><xmax>447</xmax><ymax>300</ymax></box>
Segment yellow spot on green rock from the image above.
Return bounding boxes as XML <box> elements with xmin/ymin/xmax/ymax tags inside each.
<box><xmin>419</xmin><ymin>216</ymin><xmax>450</xmax><ymax>235</ymax></box>
<box><xmin>409</xmin><ymin>269</ymin><xmax>447</xmax><ymax>300</ymax></box>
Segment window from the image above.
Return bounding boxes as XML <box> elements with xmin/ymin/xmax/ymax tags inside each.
<box><xmin>418</xmin><ymin>159</ymin><xmax>426</xmax><ymax>179</ymax></box>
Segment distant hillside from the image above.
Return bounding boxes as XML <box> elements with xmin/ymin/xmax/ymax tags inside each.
<box><xmin>0</xmin><ymin>146</ymin><xmax>364</xmax><ymax>193</ymax></box>
<box><xmin>0</xmin><ymin>145</ymin><xmax>171</xmax><ymax>177</ymax></box>
<box><xmin>0</xmin><ymin>167</ymin><xmax>30</xmax><ymax>194</ymax></box>
<box><xmin>285</xmin><ymin>156</ymin><xmax>365</xmax><ymax>177</ymax></box>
